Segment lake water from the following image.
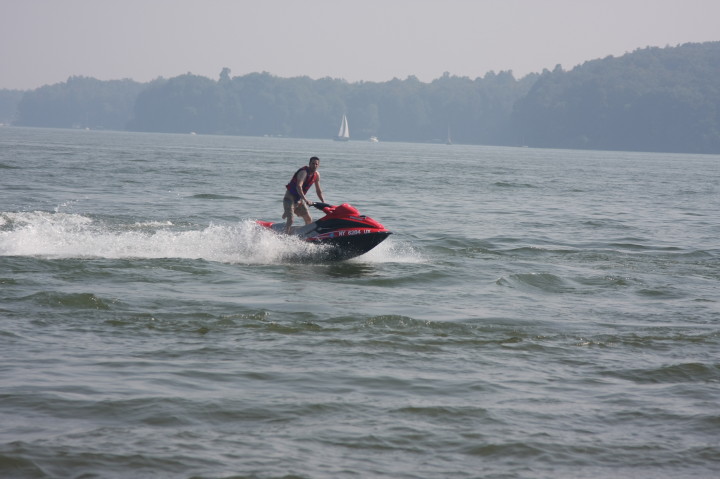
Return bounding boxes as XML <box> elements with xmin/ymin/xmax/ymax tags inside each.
<box><xmin>1</xmin><ymin>127</ymin><xmax>719</xmax><ymax>479</ymax></box>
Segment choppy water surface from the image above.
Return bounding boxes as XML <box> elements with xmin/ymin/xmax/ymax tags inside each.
<box><xmin>1</xmin><ymin>127</ymin><xmax>719</xmax><ymax>479</ymax></box>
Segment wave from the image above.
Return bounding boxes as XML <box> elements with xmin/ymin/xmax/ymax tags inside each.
<box><xmin>19</xmin><ymin>291</ymin><xmax>114</xmax><ymax>310</ymax></box>
<box><xmin>492</xmin><ymin>181</ymin><xmax>537</xmax><ymax>188</ymax></box>
<box><xmin>496</xmin><ymin>272</ymin><xmax>575</xmax><ymax>294</ymax></box>
<box><xmin>187</xmin><ymin>193</ymin><xmax>242</xmax><ymax>200</ymax></box>
<box><xmin>603</xmin><ymin>362</ymin><xmax>720</xmax><ymax>384</ymax></box>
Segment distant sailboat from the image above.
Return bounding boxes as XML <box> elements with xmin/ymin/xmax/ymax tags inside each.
<box><xmin>335</xmin><ymin>114</ymin><xmax>350</xmax><ymax>141</ymax></box>
<box><xmin>446</xmin><ymin>125</ymin><xmax>452</xmax><ymax>145</ymax></box>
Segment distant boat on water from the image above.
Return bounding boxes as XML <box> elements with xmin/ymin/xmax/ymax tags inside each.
<box><xmin>446</xmin><ymin>125</ymin><xmax>452</xmax><ymax>145</ymax></box>
<box><xmin>335</xmin><ymin>114</ymin><xmax>350</xmax><ymax>141</ymax></box>
<box><xmin>369</xmin><ymin>136</ymin><xmax>379</xmax><ymax>143</ymax></box>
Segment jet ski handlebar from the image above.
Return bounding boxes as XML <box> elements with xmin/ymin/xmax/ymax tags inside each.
<box><xmin>312</xmin><ymin>202</ymin><xmax>333</xmax><ymax>211</ymax></box>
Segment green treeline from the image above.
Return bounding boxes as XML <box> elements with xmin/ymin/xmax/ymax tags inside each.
<box><xmin>125</xmin><ymin>69</ymin><xmax>532</xmax><ymax>145</ymax></box>
<box><xmin>9</xmin><ymin>77</ymin><xmax>146</xmax><ymax>130</ymax></box>
<box><xmin>3</xmin><ymin>42</ymin><xmax>720</xmax><ymax>154</ymax></box>
<box><xmin>514</xmin><ymin>42</ymin><xmax>720</xmax><ymax>154</ymax></box>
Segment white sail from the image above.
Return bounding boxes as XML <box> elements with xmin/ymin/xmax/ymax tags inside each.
<box><xmin>336</xmin><ymin>114</ymin><xmax>350</xmax><ymax>140</ymax></box>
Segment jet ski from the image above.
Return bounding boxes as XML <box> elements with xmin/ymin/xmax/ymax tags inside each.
<box><xmin>257</xmin><ymin>202</ymin><xmax>392</xmax><ymax>260</ymax></box>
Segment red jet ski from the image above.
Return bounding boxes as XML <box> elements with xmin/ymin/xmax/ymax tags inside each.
<box><xmin>257</xmin><ymin>203</ymin><xmax>392</xmax><ymax>260</ymax></box>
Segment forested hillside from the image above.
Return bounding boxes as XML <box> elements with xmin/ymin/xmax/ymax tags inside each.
<box><xmin>14</xmin><ymin>76</ymin><xmax>145</xmax><ymax>130</ymax></box>
<box><xmin>126</xmin><ymin>69</ymin><xmax>533</xmax><ymax>144</ymax></box>
<box><xmin>513</xmin><ymin>42</ymin><xmax>720</xmax><ymax>153</ymax></box>
<box><xmin>5</xmin><ymin>42</ymin><xmax>720</xmax><ymax>153</ymax></box>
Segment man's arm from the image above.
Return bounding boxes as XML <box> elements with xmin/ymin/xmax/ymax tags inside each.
<box><xmin>295</xmin><ymin>170</ymin><xmax>308</xmax><ymax>203</ymax></box>
<box><xmin>314</xmin><ymin>175</ymin><xmax>325</xmax><ymax>203</ymax></box>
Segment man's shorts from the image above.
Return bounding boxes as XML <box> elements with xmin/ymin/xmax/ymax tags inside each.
<box><xmin>283</xmin><ymin>195</ymin><xmax>309</xmax><ymax>218</ymax></box>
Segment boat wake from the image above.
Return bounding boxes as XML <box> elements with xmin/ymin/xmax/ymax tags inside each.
<box><xmin>0</xmin><ymin>211</ymin><xmax>419</xmax><ymax>264</ymax></box>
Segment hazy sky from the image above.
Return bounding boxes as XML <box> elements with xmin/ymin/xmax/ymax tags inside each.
<box><xmin>2</xmin><ymin>0</ymin><xmax>719</xmax><ymax>90</ymax></box>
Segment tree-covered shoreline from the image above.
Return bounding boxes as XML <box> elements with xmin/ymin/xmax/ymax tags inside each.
<box><xmin>2</xmin><ymin>42</ymin><xmax>719</xmax><ymax>154</ymax></box>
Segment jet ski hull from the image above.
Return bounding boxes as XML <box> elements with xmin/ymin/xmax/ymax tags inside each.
<box><xmin>307</xmin><ymin>231</ymin><xmax>392</xmax><ymax>260</ymax></box>
<box><xmin>257</xmin><ymin>203</ymin><xmax>392</xmax><ymax>261</ymax></box>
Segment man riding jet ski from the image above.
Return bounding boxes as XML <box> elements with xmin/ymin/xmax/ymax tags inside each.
<box><xmin>257</xmin><ymin>203</ymin><xmax>391</xmax><ymax>260</ymax></box>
